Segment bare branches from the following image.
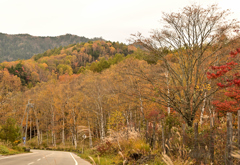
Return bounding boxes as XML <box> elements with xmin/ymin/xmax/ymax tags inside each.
<box><xmin>130</xmin><ymin>4</ymin><xmax>240</xmax><ymax>126</ymax></box>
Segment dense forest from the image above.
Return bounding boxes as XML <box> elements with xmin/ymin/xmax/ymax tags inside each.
<box><xmin>0</xmin><ymin>33</ymin><xmax>103</xmax><ymax>62</ymax></box>
<box><xmin>1</xmin><ymin>4</ymin><xmax>240</xmax><ymax>164</ymax></box>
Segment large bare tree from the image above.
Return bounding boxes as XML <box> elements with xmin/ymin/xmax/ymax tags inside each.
<box><xmin>131</xmin><ymin>4</ymin><xmax>240</xmax><ymax>126</ymax></box>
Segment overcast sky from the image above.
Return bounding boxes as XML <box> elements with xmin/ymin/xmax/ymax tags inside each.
<box><xmin>0</xmin><ymin>0</ymin><xmax>239</xmax><ymax>43</ymax></box>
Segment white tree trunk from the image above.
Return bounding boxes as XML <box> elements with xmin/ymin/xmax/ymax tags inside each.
<box><xmin>73</xmin><ymin>133</ymin><xmax>77</xmax><ymax>149</ymax></box>
<box><xmin>72</xmin><ymin>108</ymin><xmax>77</xmax><ymax>149</ymax></box>
<box><xmin>200</xmin><ymin>92</ymin><xmax>207</xmax><ymax>126</ymax></box>
<box><xmin>62</xmin><ymin>119</ymin><xmax>65</xmax><ymax>145</ymax></box>
<box><xmin>139</xmin><ymin>95</ymin><xmax>144</xmax><ymax>120</ymax></box>
<box><xmin>100</xmin><ymin>108</ymin><xmax>105</xmax><ymax>140</ymax></box>
<box><xmin>30</xmin><ymin>118</ymin><xmax>32</xmax><ymax>141</ymax></box>
<box><xmin>32</xmin><ymin>106</ymin><xmax>40</xmax><ymax>146</ymax></box>
<box><xmin>24</xmin><ymin>110</ymin><xmax>29</xmax><ymax>146</ymax></box>
<box><xmin>40</xmin><ymin>130</ymin><xmax>42</xmax><ymax>145</ymax></box>
<box><xmin>130</xmin><ymin>110</ymin><xmax>132</xmax><ymax>131</ymax></box>
<box><xmin>35</xmin><ymin>118</ymin><xmax>40</xmax><ymax>146</ymax></box>
<box><xmin>165</xmin><ymin>71</ymin><xmax>171</xmax><ymax>115</ymax></box>
<box><xmin>51</xmin><ymin>104</ymin><xmax>56</xmax><ymax>147</ymax></box>
<box><xmin>88</xmin><ymin>120</ymin><xmax>93</xmax><ymax>148</ymax></box>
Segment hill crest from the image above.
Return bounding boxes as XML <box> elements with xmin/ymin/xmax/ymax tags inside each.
<box><xmin>0</xmin><ymin>33</ymin><xmax>103</xmax><ymax>62</ymax></box>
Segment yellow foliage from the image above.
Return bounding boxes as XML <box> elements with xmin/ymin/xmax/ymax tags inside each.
<box><xmin>109</xmin><ymin>111</ymin><xmax>124</xmax><ymax>131</ymax></box>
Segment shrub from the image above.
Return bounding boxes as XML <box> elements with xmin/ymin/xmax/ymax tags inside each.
<box><xmin>96</xmin><ymin>141</ymin><xmax>117</xmax><ymax>156</ymax></box>
<box><xmin>12</xmin><ymin>146</ymin><xmax>24</xmax><ymax>152</ymax></box>
<box><xmin>0</xmin><ymin>145</ymin><xmax>9</xmax><ymax>154</ymax></box>
<box><xmin>0</xmin><ymin>118</ymin><xmax>21</xmax><ymax>145</ymax></box>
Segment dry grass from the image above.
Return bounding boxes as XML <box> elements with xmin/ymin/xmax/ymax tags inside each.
<box><xmin>231</xmin><ymin>150</ymin><xmax>240</xmax><ymax>159</ymax></box>
<box><xmin>162</xmin><ymin>154</ymin><xmax>174</xmax><ymax>165</ymax></box>
<box><xmin>162</xmin><ymin>153</ymin><xmax>194</xmax><ymax>165</ymax></box>
<box><xmin>88</xmin><ymin>156</ymin><xmax>96</xmax><ymax>165</ymax></box>
<box><xmin>104</xmin><ymin>128</ymin><xmax>140</xmax><ymax>143</ymax></box>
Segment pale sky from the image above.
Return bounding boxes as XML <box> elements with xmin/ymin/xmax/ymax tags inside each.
<box><xmin>0</xmin><ymin>0</ymin><xmax>239</xmax><ymax>43</ymax></box>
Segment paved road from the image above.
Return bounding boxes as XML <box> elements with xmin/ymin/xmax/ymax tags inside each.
<box><xmin>0</xmin><ymin>149</ymin><xmax>91</xmax><ymax>165</ymax></box>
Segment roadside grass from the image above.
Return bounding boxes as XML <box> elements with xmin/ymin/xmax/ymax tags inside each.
<box><xmin>0</xmin><ymin>144</ymin><xmax>27</xmax><ymax>155</ymax></box>
<box><xmin>79</xmin><ymin>148</ymin><xmax>122</xmax><ymax>165</ymax></box>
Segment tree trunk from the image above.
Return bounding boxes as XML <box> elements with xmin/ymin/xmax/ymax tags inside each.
<box><xmin>139</xmin><ymin>93</ymin><xmax>145</xmax><ymax>126</ymax></box>
<box><xmin>96</xmin><ymin>118</ymin><xmax>99</xmax><ymax>139</ymax></box>
<box><xmin>152</xmin><ymin>119</ymin><xmax>156</xmax><ymax>149</ymax></box>
<box><xmin>194</xmin><ymin>123</ymin><xmax>199</xmax><ymax>162</ymax></box>
<box><xmin>62</xmin><ymin>119</ymin><xmax>65</xmax><ymax>145</ymax></box>
<box><xmin>32</xmin><ymin>106</ymin><xmax>40</xmax><ymax>146</ymax></box>
<box><xmin>209</xmin><ymin>117</ymin><xmax>214</xmax><ymax>164</ymax></box>
<box><xmin>30</xmin><ymin>117</ymin><xmax>32</xmax><ymax>141</ymax></box>
<box><xmin>35</xmin><ymin>118</ymin><xmax>40</xmax><ymax>146</ymax></box>
<box><xmin>100</xmin><ymin>107</ymin><xmax>105</xmax><ymax>140</ymax></box>
<box><xmin>72</xmin><ymin>108</ymin><xmax>77</xmax><ymax>149</ymax></box>
<box><xmin>135</xmin><ymin>110</ymin><xmax>137</xmax><ymax>131</ymax></box>
<box><xmin>88</xmin><ymin>120</ymin><xmax>93</xmax><ymax>148</ymax></box>
<box><xmin>51</xmin><ymin>105</ymin><xmax>56</xmax><ymax>147</ymax></box>
<box><xmin>226</xmin><ymin>112</ymin><xmax>233</xmax><ymax>165</ymax></box>
<box><xmin>165</xmin><ymin>71</ymin><xmax>171</xmax><ymax>115</ymax></box>
<box><xmin>34</xmin><ymin>125</ymin><xmax>36</xmax><ymax>140</ymax></box>
<box><xmin>130</xmin><ymin>110</ymin><xmax>132</xmax><ymax>131</ymax></box>
<box><xmin>124</xmin><ymin>111</ymin><xmax>129</xmax><ymax>140</ymax></box>
<box><xmin>199</xmin><ymin>92</ymin><xmax>207</xmax><ymax>126</ymax></box>
<box><xmin>40</xmin><ymin>130</ymin><xmax>43</xmax><ymax>145</ymax></box>
<box><xmin>47</xmin><ymin>130</ymin><xmax>48</xmax><ymax>146</ymax></box>
<box><xmin>145</xmin><ymin>120</ymin><xmax>148</xmax><ymax>143</ymax></box>
<box><xmin>24</xmin><ymin>109</ymin><xmax>29</xmax><ymax>146</ymax></box>
<box><xmin>21</xmin><ymin>104</ymin><xmax>29</xmax><ymax>142</ymax></box>
<box><xmin>162</xmin><ymin>122</ymin><xmax>165</xmax><ymax>154</ymax></box>
<box><xmin>73</xmin><ymin>133</ymin><xmax>77</xmax><ymax>149</ymax></box>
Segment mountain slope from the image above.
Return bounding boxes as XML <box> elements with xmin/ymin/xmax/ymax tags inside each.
<box><xmin>0</xmin><ymin>33</ymin><xmax>102</xmax><ymax>62</ymax></box>
<box><xmin>0</xmin><ymin>40</ymin><xmax>137</xmax><ymax>87</ymax></box>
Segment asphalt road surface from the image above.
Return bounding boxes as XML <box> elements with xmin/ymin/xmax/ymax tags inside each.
<box><xmin>0</xmin><ymin>149</ymin><xmax>91</xmax><ymax>165</ymax></box>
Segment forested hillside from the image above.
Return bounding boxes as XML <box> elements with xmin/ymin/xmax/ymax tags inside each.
<box><xmin>0</xmin><ymin>40</ymin><xmax>137</xmax><ymax>88</ymax></box>
<box><xmin>1</xmin><ymin>4</ymin><xmax>240</xmax><ymax>164</ymax></box>
<box><xmin>0</xmin><ymin>33</ymin><xmax>102</xmax><ymax>62</ymax></box>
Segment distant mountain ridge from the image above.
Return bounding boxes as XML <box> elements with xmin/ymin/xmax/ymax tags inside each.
<box><xmin>0</xmin><ymin>33</ymin><xmax>103</xmax><ymax>62</ymax></box>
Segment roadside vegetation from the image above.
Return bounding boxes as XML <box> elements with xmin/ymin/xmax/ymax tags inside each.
<box><xmin>1</xmin><ymin>3</ymin><xmax>240</xmax><ymax>164</ymax></box>
<box><xmin>0</xmin><ymin>118</ymin><xmax>29</xmax><ymax>155</ymax></box>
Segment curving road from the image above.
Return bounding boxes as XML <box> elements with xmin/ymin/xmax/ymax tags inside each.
<box><xmin>0</xmin><ymin>149</ymin><xmax>91</xmax><ymax>165</ymax></box>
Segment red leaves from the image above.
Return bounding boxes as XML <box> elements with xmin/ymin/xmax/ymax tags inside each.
<box><xmin>217</xmin><ymin>83</ymin><xmax>225</xmax><ymax>88</ymax></box>
<box><xmin>226</xmin><ymin>61</ymin><xmax>238</xmax><ymax>66</ymax></box>
<box><xmin>237</xmin><ymin>48</ymin><xmax>240</xmax><ymax>53</ymax></box>
<box><xmin>234</xmin><ymin>79</ymin><xmax>240</xmax><ymax>85</ymax></box>
<box><xmin>213</xmin><ymin>100</ymin><xmax>238</xmax><ymax>113</ymax></box>
<box><xmin>230</xmin><ymin>51</ymin><xmax>238</xmax><ymax>57</ymax></box>
<box><xmin>208</xmin><ymin>47</ymin><xmax>240</xmax><ymax>114</ymax></box>
<box><xmin>207</xmin><ymin>60</ymin><xmax>238</xmax><ymax>79</ymax></box>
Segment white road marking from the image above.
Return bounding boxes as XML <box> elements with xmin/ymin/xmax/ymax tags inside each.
<box><xmin>70</xmin><ymin>153</ymin><xmax>78</xmax><ymax>165</ymax></box>
<box><xmin>0</xmin><ymin>152</ymin><xmax>38</xmax><ymax>160</ymax></box>
<box><xmin>46</xmin><ymin>153</ymin><xmax>54</xmax><ymax>157</ymax></box>
<box><xmin>28</xmin><ymin>162</ymin><xmax>34</xmax><ymax>165</ymax></box>
<box><xmin>37</xmin><ymin>159</ymin><xmax>41</xmax><ymax>161</ymax></box>
<box><xmin>42</xmin><ymin>152</ymin><xmax>53</xmax><ymax>159</ymax></box>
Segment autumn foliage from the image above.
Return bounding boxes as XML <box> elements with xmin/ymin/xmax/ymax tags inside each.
<box><xmin>1</xmin><ymin>4</ymin><xmax>240</xmax><ymax>164</ymax></box>
<box><xmin>207</xmin><ymin>47</ymin><xmax>240</xmax><ymax>114</ymax></box>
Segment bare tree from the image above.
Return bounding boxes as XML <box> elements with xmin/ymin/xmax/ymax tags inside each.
<box><xmin>131</xmin><ymin>4</ymin><xmax>240</xmax><ymax>126</ymax></box>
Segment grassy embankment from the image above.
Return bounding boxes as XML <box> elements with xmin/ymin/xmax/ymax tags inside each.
<box><xmin>0</xmin><ymin>143</ymin><xmax>29</xmax><ymax>155</ymax></box>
